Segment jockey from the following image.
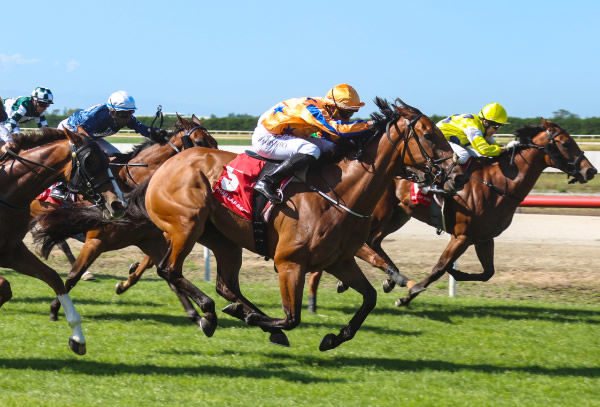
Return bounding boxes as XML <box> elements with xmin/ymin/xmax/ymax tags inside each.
<box><xmin>49</xmin><ymin>91</ymin><xmax>166</xmax><ymax>201</ymax></box>
<box><xmin>57</xmin><ymin>90</ymin><xmax>166</xmax><ymax>156</ymax></box>
<box><xmin>252</xmin><ymin>83</ymin><xmax>372</xmax><ymax>203</ymax></box>
<box><xmin>0</xmin><ymin>97</ymin><xmax>7</xmax><ymax>123</ymax></box>
<box><xmin>437</xmin><ymin>102</ymin><xmax>518</xmax><ymax>165</ymax></box>
<box><xmin>0</xmin><ymin>87</ymin><xmax>53</xmax><ymax>154</ymax></box>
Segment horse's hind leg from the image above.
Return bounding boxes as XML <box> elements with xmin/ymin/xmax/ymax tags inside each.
<box><xmin>355</xmin><ymin>242</ymin><xmax>412</xmax><ymax>292</ymax></box>
<box><xmin>0</xmin><ymin>276</ymin><xmax>12</xmax><ymax>307</ymax></box>
<box><xmin>396</xmin><ymin>235</ymin><xmax>469</xmax><ymax>307</ymax></box>
<box><xmin>319</xmin><ymin>259</ymin><xmax>377</xmax><ymax>351</ymax></box>
<box><xmin>207</xmin><ymin>237</ymin><xmax>289</xmax><ymax>346</ymax></box>
<box><xmin>57</xmin><ymin>240</ymin><xmax>76</xmax><ymax>265</ymax></box>
<box><xmin>6</xmin><ymin>242</ymin><xmax>86</xmax><ymax>355</ymax></box>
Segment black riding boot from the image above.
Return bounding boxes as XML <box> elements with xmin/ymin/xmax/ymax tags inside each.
<box><xmin>254</xmin><ymin>153</ymin><xmax>316</xmax><ymax>203</ymax></box>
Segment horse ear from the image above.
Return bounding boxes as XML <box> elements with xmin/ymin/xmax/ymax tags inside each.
<box><xmin>62</xmin><ymin>126</ymin><xmax>85</xmax><ymax>147</ymax></box>
<box><xmin>191</xmin><ymin>114</ymin><xmax>203</xmax><ymax>126</ymax></box>
<box><xmin>176</xmin><ymin>113</ymin><xmax>184</xmax><ymax>123</ymax></box>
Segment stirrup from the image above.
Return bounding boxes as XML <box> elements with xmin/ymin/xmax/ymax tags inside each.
<box><xmin>254</xmin><ymin>181</ymin><xmax>283</xmax><ymax>204</ymax></box>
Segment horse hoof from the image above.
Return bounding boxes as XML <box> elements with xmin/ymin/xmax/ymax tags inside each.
<box><xmin>394</xmin><ymin>298</ymin><xmax>410</xmax><ymax>307</ymax></box>
<box><xmin>49</xmin><ymin>313</ymin><xmax>58</xmax><ymax>322</ymax></box>
<box><xmin>222</xmin><ymin>303</ymin><xmax>244</xmax><ymax>319</ymax></box>
<box><xmin>382</xmin><ymin>279</ymin><xmax>396</xmax><ymax>293</ymax></box>
<box><xmin>199</xmin><ymin>317</ymin><xmax>217</xmax><ymax>338</ymax></box>
<box><xmin>269</xmin><ymin>332</ymin><xmax>290</xmax><ymax>347</ymax></box>
<box><xmin>319</xmin><ymin>333</ymin><xmax>338</xmax><ymax>351</ymax></box>
<box><xmin>115</xmin><ymin>282</ymin><xmax>125</xmax><ymax>295</ymax></box>
<box><xmin>336</xmin><ymin>281</ymin><xmax>348</xmax><ymax>293</ymax></box>
<box><xmin>68</xmin><ymin>338</ymin><xmax>86</xmax><ymax>355</ymax></box>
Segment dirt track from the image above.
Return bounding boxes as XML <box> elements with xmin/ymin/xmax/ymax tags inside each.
<box><xmin>33</xmin><ymin>213</ymin><xmax>600</xmax><ymax>306</ymax></box>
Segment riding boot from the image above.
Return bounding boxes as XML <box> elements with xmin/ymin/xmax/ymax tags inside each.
<box><xmin>254</xmin><ymin>153</ymin><xmax>316</xmax><ymax>204</ymax></box>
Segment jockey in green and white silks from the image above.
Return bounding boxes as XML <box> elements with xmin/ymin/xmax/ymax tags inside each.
<box><xmin>437</xmin><ymin>102</ymin><xmax>513</xmax><ymax>165</ymax></box>
<box><xmin>0</xmin><ymin>87</ymin><xmax>53</xmax><ymax>145</ymax></box>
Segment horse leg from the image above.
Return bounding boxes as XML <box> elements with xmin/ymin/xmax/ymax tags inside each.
<box><xmin>307</xmin><ymin>271</ymin><xmax>322</xmax><ymax>313</ymax></box>
<box><xmin>396</xmin><ymin>235</ymin><xmax>469</xmax><ymax>307</ymax></box>
<box><xmin>49</xmin><ymin>237</ymin><xmax>104</xmax><ymax>321</ymax></box>
<box><xmin>447</xmin><ymin>239</ymin><xmax>496</xmax><ymax>281</ymax></box>
<box><xmin>57</xmin><ymin>240</ymin><xmax>76</xmax><ymax>265</ymax></box>
<box><xmin>115</xmin><ymin>255</ymin><xmax>154</xmax><ymax>294</ymax></box>
<box><xmin>205</xmin><ymin>236</ymin><xmax>289</xmax><ymax>346</ymax></box>
<box><xmin>319</xmin><ymin>259</ymin><xmax>377</xmax><ymax>351</ymax></box>
<box><xmin>5</xmin><ymin>242</ymin><xmax>86</xmax><ymax>355</ymax></box>
<box><xmin>355</xmin><ymin>242</ymin><xmax>413</xmax><ymax>292</ymax></box>
<box><xmin>0</xmin><ymin>276</ymin><xmax>12</xmax><ymax>307</ymax></box>
<box><xmin>157</xmin><ymin>227</ymin><xmax>218</xmax><ymax>338</ymax></box>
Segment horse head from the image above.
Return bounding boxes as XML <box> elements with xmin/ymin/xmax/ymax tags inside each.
<box><xmin>62</xmin><ymin>127</ymin><xmax>127</xmax><ymax>219</ymax></box>
<box><xmin>373</xmin><ymin>98</ymin><xmax>466</xmax><ymax>194</ymax></box>
<box><xmin>175</xmin><ymin>114</ymin><xmax>219</xmax><ymax>149</ymax></box>
<box><xmin>516</xmin><ymin>119</ymin><xmax>596</xmax><ymax>184</ymax></box>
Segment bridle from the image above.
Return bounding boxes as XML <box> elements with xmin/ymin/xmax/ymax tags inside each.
<box><xmin>66</xmin><ymin>138</ymin><xmax>125</xmax><ymax>207</ymax></box>
<box><xmin>543</xmin><ymin>128</ymin><xmax>586</xmax><ymax>184</ymax></box>
<box><xmin>384</xmin><ymin>110</ymin><xmax>457</xmax><ymax>188</ymax></box>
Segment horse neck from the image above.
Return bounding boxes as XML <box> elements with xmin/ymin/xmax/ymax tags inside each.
<box><xmin>504</xmin><ymin>146</ymin><xmax>549</xmax><ymax>199</ymax></box>
<box><xmin>119</xmin><ymin>138</ymin><xmax>181</xmax><ymax>185</ymax></box>
<box><xmin>5</xmin><ymin>140</ymin><xmax>72</xmax><ymax>205</ymax></box>
<box><xmin>334</xmin><ymin>129</ymin><xmax>407</xmax><ymax>215</ymax></box>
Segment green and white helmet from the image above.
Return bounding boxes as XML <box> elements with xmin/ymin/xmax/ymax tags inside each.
<box><xmin>32</xmin><ymin>87</ymin><xmax>54</xmax><ymax>104</ymax></box>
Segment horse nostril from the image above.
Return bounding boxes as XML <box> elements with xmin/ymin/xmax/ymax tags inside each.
<box><xmin>586</xmin><ymin>167</ymin><xmax>597</xmax><ymax>181</ymax></box>
<box><xmin>110</xmin><ymin>200</ymin><xmax>127</xmax><ymax>217</ymax></box>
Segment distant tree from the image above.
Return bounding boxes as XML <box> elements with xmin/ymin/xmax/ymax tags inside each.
<box><xmin>552</xmin><ymin>109</ymin><xmax>580</xmax><ymax>119</ymax></box>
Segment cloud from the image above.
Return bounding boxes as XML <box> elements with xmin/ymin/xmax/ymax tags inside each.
<box><xmin>66</xmin><ymin>60</ymin><xmax>80</xmax><ymax>72</ymax></box>
<box><xmin>0</xmin><ymin>53</ymin><xmax>40</xmax><ymax>71</ymax></box>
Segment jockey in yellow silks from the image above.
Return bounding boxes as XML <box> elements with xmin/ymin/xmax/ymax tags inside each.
<box><xmin>252</xmin><ymin>83</ymin><xmax>372</xmax><ymax>203</ymax></box>
<box><xmin>437</xmin><ymin>102</ymin><xmax>517</xmax><ymax>165</ymax></box>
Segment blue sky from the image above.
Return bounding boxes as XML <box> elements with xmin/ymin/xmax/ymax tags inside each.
<box><xmin>2</xmin><ymin>0</ymin><xmax>599</xmax><ymax>119</ymax></box>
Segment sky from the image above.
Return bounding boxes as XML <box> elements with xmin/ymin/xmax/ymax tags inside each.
<box><xmin>2</xmin><ymin>0</ymin><xmax>599</xmax><ymax>119</ymax></box>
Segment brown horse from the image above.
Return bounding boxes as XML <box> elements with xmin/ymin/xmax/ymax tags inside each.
<box><xmin>307</xmin><ymin>119</ymin><xmax>597</xmax><ymax>309</ymax></box>
<box><xmin>0</xmin><ymin>127</ymin><xmax>127</xmax><ymax>355</ymax></box>
<box><xmin>32</xmin><ymin>115</ymin><xmax>217</xmax><ymax>321</ymax></box>
<box><xmin>141</xmin><ymin>98</ymin><xmax>466</xmax><ymax>350</ymax></box>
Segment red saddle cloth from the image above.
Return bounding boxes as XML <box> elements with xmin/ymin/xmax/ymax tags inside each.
<box><xmin>35</xmin><ymin>187</ymin><xmax>63</xmax><ymax>206</ymax></box>
<box><xmin>410</xmin><ymin>182</ymin><xmax>432</xmax><ymax>207</ymax></box>
<box><xmin>212</xmin><ymin>154</ymin><xmax>267</xmax><ymax>220</ymax></box>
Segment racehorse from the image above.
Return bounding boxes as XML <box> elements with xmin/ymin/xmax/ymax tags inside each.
<box><xmin>0</xmin><ymin>127</ymin><xmax>127</xmax><ymax>355</ymax></box>
<box><xmin>32</xmin><ymin>115</ymin><xmax>217</xmax><ymax>321</ymax></box>
<box><xmin>307</xmin><ymin>119</ymin><xmax>597</xmax><ymax>309</ymax></box>
<box><xmin>140</xmin><ymin>98</ymin><xmax>466</xmax><ymax>351</ymax></box>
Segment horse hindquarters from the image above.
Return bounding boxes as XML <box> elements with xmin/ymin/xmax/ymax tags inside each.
<box><xmin>0</xmin><ymin>276</ymin><xmax>12</xmax><ymax>306</ymax></box>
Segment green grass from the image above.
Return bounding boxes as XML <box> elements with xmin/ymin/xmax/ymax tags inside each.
<box><xmin>1</xmin><ymin>270</ymin><xmax>599</xmax><ymax>406</ymax></box>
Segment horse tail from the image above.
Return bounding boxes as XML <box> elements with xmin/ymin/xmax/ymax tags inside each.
<box><xmin>30</xmin><ymin>204</ymin><xmax>110</xmax><ymax>259</ymax></box>
<box><xmin>124</xmin><ymin>177</ymin><xmax>151</xmax><ymax>221</ymax></box>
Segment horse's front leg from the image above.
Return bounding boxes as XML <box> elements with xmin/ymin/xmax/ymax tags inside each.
<box><xmin>396</xmin><ymin>235</ymin><xmax>470</xmax><ymax>307</ymax></box>
<box><xmin>6</xmin><ymin>242</ymin><xmax>86</xmax><ymax>355</ymax></box>
<box><xmin>447</xmin><ymin>239</ymin><xmax>495</xmax><ymax>281</ymax></box>
<box><xmin>50</xmin><ymin>237</ymin><xmax>104</xmax><ymax>321</ymax></box>
<box><xmin>115</xmin><ymin>255</ymin><xmax>154</xmax><ymax>294</ymax></box>
<box><xmin>354</xmin><ymin>242</ymin><xmax>413</xmax><ymax>291</ymax></box>
<box><xmin>307</xmin><ymin>271</ymin><xmax>322</xmax><ymax>313</ymax></box>
<box><xmin>319</xmin><ymin>258</ymin><xmax>377</xmax><ymax>351</ymax></box>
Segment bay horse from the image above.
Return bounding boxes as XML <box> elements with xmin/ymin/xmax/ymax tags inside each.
<box><xmin>307</xmin><ymin>119</ymin><xmax>597</xmax><ymax>309</ymax></box>
<box><xmin>141</xmin><ymin>98</ymin><xmax>466</xmax><ymax>350</ymax></box>
<box><xmin>0</xmin><ymin>127</ymin><xmax>127</xmax><ymax>355</ymax></box>
<box><xmin>32</xmin><ymin>115</ymin><xmax>217</xmax><ymax>321</ymax></box>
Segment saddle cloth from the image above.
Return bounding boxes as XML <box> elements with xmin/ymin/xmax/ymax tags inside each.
<box><xmin>410</xmin><ymin>182</ymin><xmax>432</xmax><ymax>207</ymax></box>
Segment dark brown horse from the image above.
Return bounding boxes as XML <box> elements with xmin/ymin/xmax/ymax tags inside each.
<box><xmin>32</xmin><ymin>115</ymin><xmax>217</xmax><ymax>321</ymax></box>
<box><xmin>307</xmin><ymin>119</ymin><xmax>597</xmax><ymax>309</ymax></box>
<box><xmin>140</xmin><ymin>98</ymin><xmax>465</xmax><ymax>350</ymax></box>
<box><xmin>0</xmin><ymin>127</ymin><xmax>127</xmax><ymax>355</ymax></box>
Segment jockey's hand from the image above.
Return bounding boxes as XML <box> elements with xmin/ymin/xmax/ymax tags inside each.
<box><xmin>504</xmin><ymin>140</ymin><xmax>520</xmax><ymax>151</ymax></box>
<box><xmin>1</xmin><ymin>141</ymin><xmax>17</xmax><ymax>154</ymax></box>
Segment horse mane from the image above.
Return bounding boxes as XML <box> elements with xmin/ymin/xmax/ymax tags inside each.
<box><xmin>514</xmin><ymin>125</ymin><xmax>544</xmax><ymax>144</ymax></box>
<box><xmin>12</xmin><ymin>127</ymin><xmax>67</xmax><ymax>151</ymax></box>
<box><xmin>370</xmin><ymin>97</ymin><xmax>423</xmax><ymax>132</ymax></box>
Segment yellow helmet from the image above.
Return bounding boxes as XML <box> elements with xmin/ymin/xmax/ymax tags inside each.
<box><xmin>479</xmin><ymin>102</ymin><xmax>508</xmax><ymax>124</ymax></box>
<box><xmin>323</xmin><ymin>83</ymin><xmax>365</xmax><ymax>111</ymax></box>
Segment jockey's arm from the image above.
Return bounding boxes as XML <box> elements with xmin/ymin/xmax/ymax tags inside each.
<box><xmin>465</xmin><ymin>126</ymin><xmax>502</xmax><ymax>157</ymax></box>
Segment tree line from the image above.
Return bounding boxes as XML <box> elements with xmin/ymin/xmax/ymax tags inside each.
<box><xmin>27</xmin><ymin>109</ymin><xmax>600</xmax><ymax>134</ymax></box>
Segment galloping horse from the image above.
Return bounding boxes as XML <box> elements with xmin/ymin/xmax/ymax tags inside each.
<box><xmin>32</xmin><ymin>115</ymin><xmax>217</xmax><ymax>321</ymax></box>
<box><xmin>307</xmin><ymin>119</ymin><xmax>597</xmax><ymax>308</ymax></box>
<box><xmin>0</xmin><ymin>127</ymin><xmax>127</xmax><ymax>355</ymax></box>
<box><xmin>141</xmin><ymin>98</ymin><xmax>466</xmax><ymax>350</ymax></box>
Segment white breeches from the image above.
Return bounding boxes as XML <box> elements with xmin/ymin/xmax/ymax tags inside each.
<box><xmin>251</xmin><ymin>123</ymin><xmax>336</xmax><ymax>160</ymax></box>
